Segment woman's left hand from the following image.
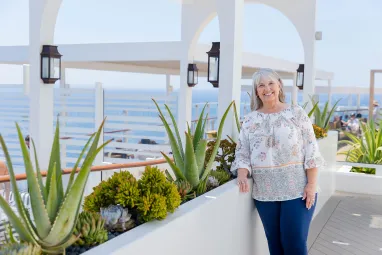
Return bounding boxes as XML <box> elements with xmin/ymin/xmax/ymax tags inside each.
<box><xmin>302</xmin><ymin>183</ymin><xmax>316</xmax><ymax>210</ymax></box>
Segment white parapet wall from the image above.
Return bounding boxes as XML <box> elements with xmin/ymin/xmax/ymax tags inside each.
<box><xmin>83</xmin><ymin>132</ymin><xmax>338</xmax><ymax>255</ymax></box>
<box><xmin>335</xmin><ymin>165</ymin><xmax>382</xmax><ymax>195</ymax></box>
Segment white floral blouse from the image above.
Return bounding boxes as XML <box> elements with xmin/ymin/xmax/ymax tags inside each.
<box><xmin>231</xmin><ymin>104</ymin><xmax>324</xmax><ymax>201</ymax></box>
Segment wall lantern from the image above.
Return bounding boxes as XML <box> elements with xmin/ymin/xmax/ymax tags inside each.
<box><xmin>41</xmin><ymin>45</ymin><xmax>62</xmax><ymax>84</ymax></box>
<box><xmin>187</xmin><ymin>63</ymin><xmax>199</xmax><ymax>87</ymax></box>
<box><xmin>206</xmin><ymin>42</ymin><xmax>220</xmax><ymax>88</ymax></box>
<box><xmin>296</xmin><ymin>64</ymin><xmax>304</xmax><ymax>90</ymax></box>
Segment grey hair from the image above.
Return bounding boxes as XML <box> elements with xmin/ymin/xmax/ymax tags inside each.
<box><xmin>250</xmin><ymin>68</ymin><xmax>286</xmax><ymax>111</ymax></box>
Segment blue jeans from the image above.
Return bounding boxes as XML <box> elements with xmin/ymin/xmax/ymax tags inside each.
<box><xmin>254</xmin><ymin>194</ymin><xmax>317</xmax><ymax>255</ymax></box>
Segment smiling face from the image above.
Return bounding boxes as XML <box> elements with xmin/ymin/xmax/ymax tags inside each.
<box><xmin>256</xmin><ymin>76</ymin><xmax>281</xmax><ymax>105</ymax></box>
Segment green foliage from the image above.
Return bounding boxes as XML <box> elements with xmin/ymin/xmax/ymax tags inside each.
<box><xmin>72</xmin><ymin>211</ymin><xmax>108</xmax><ymax>247</ymax></box>
<box><xmin>338</xmin><ymin>119</ymin><xmax>382</xmax><ymax>174</ymax></box>
<box><xmin>309</xmin><ymin>97</ymin><xmax>341</xmax><ymax>130</ymax></box>
<box><xmin>174</xmin><ymin>179</ymin><xmax>195</xmax><ymax>202</ymax></box>
<box><xmin>205</xmin><ymin>137</ymin><xmax>236</xmax><ymax>177</ymax></box>
<box><xmin>210</xmin><ymin>169</ymin><xmax>231</xmax><ymax>185</ymax></box>
<box><xmin>0</xmin><ymin>118</ymin><xmax>110</xmax><ymax>254</ymax></box>
<box><xmin>0</xmin><ymin>243</ymin><xmax>41</xmax><ymax>255</ymax></box>
<box><xmin>136</xmin><ymin>166</ymin><xmax>181</xmax><ymax>222</ymax></box>
<box><xmin>83</xmin><ymin>171</ymin><xmax>140</xmax><ymax>213</ymax></box>
<box><xmin>84</xmin><ymin>166</ymin><xmax>181</xmax><ymax>224</ymax></box>
<box><xmin>152</xmin><ymin>98</ymin><xmax>234</xmax><ymax>194</ymax></box>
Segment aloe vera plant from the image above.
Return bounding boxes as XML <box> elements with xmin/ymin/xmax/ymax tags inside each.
<box><xmin>0</xmin><ymin>119</ymin><xmax>110</xmax><ymax>254</ymax></box>
<box><xmin>309</xmin><ymin>97</ymin><xmax>341</xmax><ymax>130</ymax></box>
<box><xmin>337</xmin><ymin>119</ymin><xmax>382</xmax><ymax>174</ymax></box>
<box><xmin>152</xmin><ymin>99</ymin><xmax>234</xmax><ymax>194</ymax></box>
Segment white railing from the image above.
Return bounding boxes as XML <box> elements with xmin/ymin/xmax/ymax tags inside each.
<box><xmin>0</xmin><ymin>85</ymin><xmax>29</xmax><ymax>191</ymax></box>
<box><xmin>54</xmin><ymin>86</ymin><xmax>96</xmax><ymax>168</ymax></box>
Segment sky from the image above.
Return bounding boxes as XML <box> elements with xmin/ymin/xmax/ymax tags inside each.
<box><xmin>0</xmin><ymin>0</ymin><xmax>381</xmax><ymax>92</ymax></box>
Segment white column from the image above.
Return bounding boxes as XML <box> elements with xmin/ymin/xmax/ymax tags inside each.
<box><xmin>23</xmin><ymin>65</ymin><xmax>30</xmax><ymax>96</ymax></box>
<box><xmin>29</xmin><ymin>1</ymin><xmax>56</xmax><ymax>170</ymax></box>
<box><xmin>356</xmin><ymin>93</ymin><xmax>361</xmax><ymax>108</ymax></box>
<box><xmin>327</xmin><ymin>79</ymin><xmax>332</xmax><ymax>108</ymax></box>
<box><xmin>217</xmin><ymin>0</ymin><xmax>244</xmax><ymax>141</ymax></box>
<box><xmin>302</xmin><ymin>47</ymin><xmax>316</xmax><ymax>110</ymax></box>
<box><xmin>60</xmin><ymin>67</ymin><xmax>66</xmax><ymax>89</ymax></box>
<box><xmin>177</xmin><ymin>52</ymin><xmax>193</xmax><ymax>143</ymax></box>
<box><xmin>292</xmin><ymin>74</ymin><xmax>298</xmax><ymax>105</ymax></box>
<box><xmin>166</xmin><ymin>74</ymin><xmax>173</xmax><ymax>96</ymax></box>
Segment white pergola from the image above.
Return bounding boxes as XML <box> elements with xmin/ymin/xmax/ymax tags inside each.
<box><xmin>0</xmin><ymin>0</ymin><xmax>326</xmax><ymax>169</ymax></box>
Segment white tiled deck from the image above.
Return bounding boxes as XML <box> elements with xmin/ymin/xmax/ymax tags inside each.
<box><xmin>308</xmin><ymin>192</ymin><xmax>382</xmax><ymax>255</ymax></box>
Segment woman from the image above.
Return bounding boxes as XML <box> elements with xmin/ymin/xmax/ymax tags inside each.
<box><xmin>231</xmin><ymin>68</ymin><xmax>323</xmax><ymax>255</ymax></box>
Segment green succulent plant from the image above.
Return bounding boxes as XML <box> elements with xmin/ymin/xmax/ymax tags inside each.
<box><xmin>152</xmin><ymin>99</ymin><xmax>234</xmax><ymax>195</ymax></box>
<box><xmin>210</xmin><ymin>169</ymin><xmax>231</xmax><ymax>185</ymax></box>
<box><xmin>83</xmin><ymin>171</ymin><xmax>140</xmax><ymax>213</ymax></box>
<box><xmin>136</xmin><ymin>166</ymin><xmax>181</xmax><ymax>222</ymax></box>
<box><xmin>72</xmin><ymin>211</ymin><xmax>108</xmax><ymax>247</ymax></box>
<box><xmin>0</xmin><ymin>242</ymin><xmax>41</xmax><ymax>255</ymax></box>
<box><xmin>174</xmin><ymin>179</ymin><xmax>195</xmax><ymax>202</ymax></box>
<box><xmin>0</xmin><ymin>119</ymin><xmax>110</xmax><ymax>254</ymax></box>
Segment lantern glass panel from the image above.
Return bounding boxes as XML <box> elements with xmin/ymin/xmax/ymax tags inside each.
<box><xmin>42</xmin><ymin>57</ymin><xmax>50</xmax><ymax>79</ymax></box>
<box><xmin>297</xmin><ymin>72</ymin><xmax>303</xmax><ymax>87</ymax></box>
<box><xmin>50</xmin><ymin>57</ymin><xmax>60</xmax><ymax>79</ymax></box>
<box><xmin>194</xmin><ymin>70</ymin><xmax>198</xmax><ymax>83</ymax></box>
<box><xmin>188</xmin><ymin>70</ymin><xmax>194</xmax><ymax>84</ymax></box>
<box><xmin>208</xmin><ymin>56</ymin><xmax>219</xmax><ymax>81</ymax></box>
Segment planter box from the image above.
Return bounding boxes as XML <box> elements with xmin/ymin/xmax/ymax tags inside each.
<box><xmin>83</xmin><ymin>180</ymin><xmax>258</xmax><ymax>255</ymax></box>
<box><xmin>82</xmin><ymin>132</ymin><xmax>338</xmax><ymax>255</ymax></box>
<box><xmin>335</xmin><ymin>166</ymin><xmax>382</xmax><ymax>195</ymax></box>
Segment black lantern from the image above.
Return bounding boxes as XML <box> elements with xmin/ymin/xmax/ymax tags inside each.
<box><xmin>40</xmin><ymin>45</ymin><xmax>62</xmax><ymax>84</ymax></box>
<box><xmin>296</xmin><ymin>64</ymin><xmax>304</xmax><ymax>90</ymax></box>
<box><xmin>206</xmin><ymin>42</ymin><xmax>220</xmax><ymax>88</ymax></box>
<box><xmin>187</xmin><ymin>63</ymin><xmax>198</xmax><ymax>87</ymax></box>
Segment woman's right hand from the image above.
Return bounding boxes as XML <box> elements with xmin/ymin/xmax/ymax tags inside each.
<box><xmin>237</xmin><ymin>168</ymin><xmax>250</xmax><ymax>193</ymax></box>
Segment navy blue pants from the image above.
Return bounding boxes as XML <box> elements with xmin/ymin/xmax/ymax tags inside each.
<box><xmin>254</xmin><ymin>194</ymin><xmax>317</xmax><ymax>255</ymax></box>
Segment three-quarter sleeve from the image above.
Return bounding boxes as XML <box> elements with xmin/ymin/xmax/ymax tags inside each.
<box><xmin>298</xmin><ymin>107</ymin><xmax>325</xmax><ymax>170</ymax></box>
<box><xmin>231</xmin><ymin>121</ymin><xmax>252</xmax><ymax>177</ymax></box>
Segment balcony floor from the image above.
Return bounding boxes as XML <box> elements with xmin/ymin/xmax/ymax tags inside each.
<box><xmin>308</xmin><ymin>192</ymin><xmax>382</xmax><ymax>255</ymax></box>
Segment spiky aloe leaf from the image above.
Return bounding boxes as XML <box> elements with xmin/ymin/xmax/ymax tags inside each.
<box><xmin>308</xmin><ymin>101</ymin><xmax>319</xmax><ymax>118</ymax></box>
<box><xmin>0</xmin><ymin>134</ymin><xmax>39</xmax><ymax>243</ymax></box>
<box><xmin>233</xmin><ymin>101</ymin><xmax>241</xmax><ymax>132</ymax></box>
<box><xmin>31</xmin><ymin>139</ymin><xmax>47</xmax><ymax>204</ymax></box>
<box><xmin>184</xmin><ymin>132</ymin><xmax>199</xmax><ymax>187</ymax></box>
<box><xmin>65</xmin><ymin>133</ymin><xmax>96</xmax><ymax>197</ymax></box>
<box><xmin>161</xmin><ymin>152</ymin><xmax>185</xmax><ymax>180</ymax></box>
<box><xmin>46</xmin><ymin>119</ymin><xmax>64</xmax><ymax>208</ymax></box>
<box><xmin>0</xmin><ymin>195</ymin><xmax>34</xmax><ymax>243</ymax></box>
<box><xmin>164</xmin><ymin>103</ymin><xmax>185</xmax><ymax>159</ymax></box>
<box><xmin>165</xmin><ymin>169</ymin><xmax>174</xmax><ymax>182</ymax></box>
<box><xmin>152</xmin><ymin>100</ymin><xmax>185</xmax><ymax>175</ymax></box>
<box><xmin>16</xmin><ymin>124</ymin><xmax>51</xmax><ymax>239</ymax></box>
<box><xmin>193</xmin><ymin>103</ymin><xmax>208</xmax><ymax>149</ymax></box>
<box><xmin>195</xmin><ymin>139</ymin><xmax>207</xmax><ymax>176</ymax></box>
<box><xmin>42</xmin><ymin>123</ymin><xmax>110</xmax><ymax>243</ymax></box>
<box><xmin>46</xmin><ymin>163</ymin><xmax>59</xmax><ymax>224</ymax></box>
<box><xmin>201</xmin><ymin>101</ymin><xmax>234</xmax><ymax>181</ymax></box>
<box><xmin>320</xmin><ymin>101</ymin><xmax>329</xmax><ymax>126</ymax></box>
<box><xmin>323</xmin><ymin>99</ymin><xmax>341</xmax><ymax>130</ymax></box>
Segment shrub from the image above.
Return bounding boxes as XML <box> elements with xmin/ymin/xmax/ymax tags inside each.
<box><xmin>136</xmin><ymin>166</ymin><xmax>181</xmax><ymax>222</ymax></box>
<box><xmin>83</xmin><ymin>171</ymin><xmax>140</xmax><ymax>213</ymax></box>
